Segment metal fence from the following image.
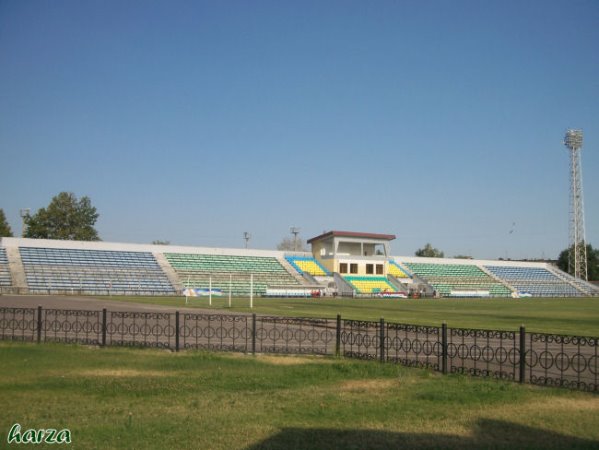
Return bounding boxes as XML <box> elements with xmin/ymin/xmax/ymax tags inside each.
<box><xmin>0</xmin><ymin>307</ymin><xmax>596</xmax><ymax>392</ymax></box>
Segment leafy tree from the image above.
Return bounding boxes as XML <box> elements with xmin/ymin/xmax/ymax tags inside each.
<box><xmin>415</xmin><ymin>243</ymin><xmax>444</xmax><ymax>258</ymax></box>
<box><xmin>557</xmin><ymin>244</ymin><xmax>598</xmax><ymax>281</ymax></box>
<box><xmin>277</xmin><ymin>237</ymin><xmax>308</xmax><ymax>252</ymax></box>
<box><xmin>152</xmin><ymin>240</ymin><xmax>170</xmax><ymax>245</ymax></box>
<box><xmin>24</xmin><ymin>192</ymin><xmax>100</xmax><ymax>241</ymax></box>
<box><xmin>0</xmin><ymin>209</ymin><xmax>13</xmax><ymax>237</ymax></box>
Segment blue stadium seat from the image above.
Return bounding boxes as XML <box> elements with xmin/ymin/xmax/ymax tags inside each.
<box><xmin>485</xmin><ymin>266</ymin><xmax>582</xmax><ymax>297</ymax></box>
<box><xmin>0</xmin><ymin>248</ymin><xmax>12</xmax><ymax>287</ymax></box>
<box><xmin>19</xmin><ymin>247</ymin><xmax>175</xmax><ymax>295</ymax></box>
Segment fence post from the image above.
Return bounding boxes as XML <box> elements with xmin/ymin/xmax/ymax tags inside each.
<box><xmin>175</xmin><ymin>311</ymin><xmax>180</xmax><ymax>352</ymax></box>
<box><xmin>37</xmin><ymin>306</ymin><xmax>42</xmax><ymax>344</ymax></box>
<box><xmin>442</xmin><ymin>322</ymin><xmax>448</xmax><ymax>375</ymax></box>
<box><xmin>102</xmin><ymin>308</ymin><xmax>107</xmax><ymax>347</ymax></box>
<box><xmin>335</xmin><ymin>314</ymin><xmax>341</xmax><ymax>357</ymax></box>
<box><xmin>519</xmin><ymin>325</ymin><xmax>526</xmax><ymax>384</ymax></box>
<box><xmin>379</xmin><ymin>318</ymin><xmax>385</xmax><ymax>363</ymax></box>
<box><xmin>252</xmin><ymin>313</ymin><xmax>256</xmax><ymax>355</ymax></box>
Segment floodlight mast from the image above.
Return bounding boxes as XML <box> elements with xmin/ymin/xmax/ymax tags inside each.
<box><xmin>564</xmin><ymin>129</ymin><xmax>587</xmax><ymax>281</ymax></box>
<box><xmin>243</xmin><ymin>232</ymin><xmax>251</xmax><ymax>249</ymax></box>
<box><xmin>290</xmin><ymin>227</ymin><xmax>300</xmax><ymax>252</ymax></box>
<box><xmin>20</xmin><ymin>208</ymin><xmax>30</xmax><ymax>237</ymax></box>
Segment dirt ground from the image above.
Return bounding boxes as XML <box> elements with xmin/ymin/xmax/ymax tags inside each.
<box><xmin>0</xmin><ymin>294</ymin><xmax>217</xmax><ymax>314</ymax></box>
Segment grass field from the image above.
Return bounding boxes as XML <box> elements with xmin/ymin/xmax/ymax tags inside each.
<box><xmin>99</xmin><ymin>296</ymin><xmax>599</xmax><ymax>336</ymax></box>
<box><xmin>1</xmin><ymin>342</ymin><xmax>598</xmax><ymax>449</ymax></box>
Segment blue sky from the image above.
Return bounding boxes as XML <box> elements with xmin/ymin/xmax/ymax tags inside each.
<box><xmin>1</xmin><ymin>0</ymin><xmax>597</xmax><ymax>260</ymax></box>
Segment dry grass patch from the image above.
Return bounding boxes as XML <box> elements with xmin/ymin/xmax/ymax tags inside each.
<box><xmin>241</xmin><ymin>354</ymin><xmax>333</xmax><ymax>366</ymax></box>
<box><xmin>76</xmin><ymin>368</ymin><xmax>169</xmax><ymax>378</ymax></box>
<box><xmin>492</xmin><ymin>395</ymin><xmax>599</xmax><ymax>415</ymax></box>
<box><xmin>339</xmin><ymin>378</ymin><xmax>399</xmax><ymax>392</ymax></box>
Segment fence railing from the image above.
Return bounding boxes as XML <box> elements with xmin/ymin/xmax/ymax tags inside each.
<box><xmin>0</xmin><ymin>307</ymin><xmax>596</xmax><ymax>393</ymax></box>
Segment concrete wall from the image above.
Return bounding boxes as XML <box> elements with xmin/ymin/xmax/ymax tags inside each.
<box><xmin>0</xmin><ymin>237</ymin><xmax>286</xmax><ymax>258</ymax></box>
<box><xmin>395</xmin><ymin>255</ymin><xmax>553</xmax><ymax>270</ymax></box>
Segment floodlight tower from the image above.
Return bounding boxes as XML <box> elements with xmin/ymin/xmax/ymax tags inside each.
<box><xmin>564</xmin><ymin>129</ymin><xmax>587</xmax><ymax>280</ymax></box>
<box><xmin>20</xmin><ymin>208</ymin><xmax>30</xmax><ymax>237</ymax></box>
<box><xmin>243</xmin><ymin>232</ymin><xmax>251</xmax><ymax>249</ymax></box>
<box><xmin>290</xmin><ymin>227</ymin><xmax>300</xmax><ymax>252</ymax></box>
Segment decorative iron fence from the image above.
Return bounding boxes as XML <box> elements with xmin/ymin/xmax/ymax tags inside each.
<box><xmin>0</xmin><ymin>307</ymin><xmax>596</xmax><ymax>393</ymax></box>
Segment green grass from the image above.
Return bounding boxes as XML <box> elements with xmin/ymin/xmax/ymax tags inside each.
<box><xmin>98</xmin><ymin>296</ymin><xmax>599</xmax><ymax>336</ymax></box>
<box><xmin>1</xmin><ymin>342</ymin><xmax>598</xmax><ymax>449</ymax></box>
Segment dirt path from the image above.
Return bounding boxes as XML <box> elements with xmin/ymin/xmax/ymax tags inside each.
<box><xmin>0</xmin><ymin>295</ymin><xmax>229</xmax><ymax>314</ymax></box>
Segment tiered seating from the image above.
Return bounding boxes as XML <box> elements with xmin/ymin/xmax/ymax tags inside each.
<box><xmin>344</xmin><ymin>276</ymin><xmax>396</xmax><ymax>294</ymax></box>
<box><xmin>20</xmin><ymin>247</ymin><xmax>175</xmax><ymax>294</ymax></box>
<box><xmin>485</xmin><ymin>266</ymin><xmax>582</xmax><ymax>297</ymax></box>
<box><xmin>404</xmin><ymin>262</ymin><xmax>512</xmax><ymax>297</ymax></box>
<box><xmin>388</xmin><ymin>260</ymin><xmax>410</xmax><ymax>278</ymax></box>
<box><xmin>0</xmin><ymin>248</ymin><xmax>12</xmax><ymax>287</ymax></box>
<box><xmin>165</xmin><ymin>253</ymin><xmax>300</xmax><ymax>296</ymax></box>
<box><xmin>553</xmin><ymin>269</ymin><xmax>599</xmax><ymax>296</ymax></box>
<box><xmin>285</xmin><ymin>256</ymin><xmax>329</xmax><ymax>276</ymax></box>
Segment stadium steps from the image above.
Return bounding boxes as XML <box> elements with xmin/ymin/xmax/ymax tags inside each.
<box><xmin>479</xmin><ymin>265</ymin><xmax>516</xmax><ymax>294</ymax></box>
<box><xmin>314</xmin><ymin>275</ymin><xmax>336</xmax><ymax>290</ymax></box>
<box><xmin>387</xmin><ymin>275</ymin><xmax>408</xmax><ymax>291</ymax></box>
<box><xmin>300</xmin><ymin>271</ymin><xmax>320</xmax><ymax>285</ymax></box>
<box><xmin>333</xmin><ymin>273</ymin><xmax>355</xmax><ymax>296</ymax></box>
<box><xmin>546</xmin><ymin>266</ymin><xmax>599</xmax><ymax>296</ymax></box>
<box><xmin>408</xmin><ymin>273</ymin><xmax>435</xmax><ymax>296</ymax></box>
<box><xmin>5</xmin><ymin>246</ymin><xmax>26</xmax><ymax>291</ymax></box>
<box><xmin>154</xmin><ymin>252</ymin><xmax>184</xmax><ymax>292</ymax></box>
<box><xmin>392</xmin><ymin>261</ymin><xmax>413</xmax><ymax>278</ymax></box>
<box><xmin>277</xmin><ymin>256</ymin><xmax>308</xmax><ymax>285</ymax></box>
<box><xmin>388</xmin><ymin>260</ymin><xmax>410</xmax><ymax>279</ymax></box>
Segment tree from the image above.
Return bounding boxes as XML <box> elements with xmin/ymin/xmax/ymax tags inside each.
<box><xmin>557</xmin><ymin>244</ymin><xmax>599</xmax><ymax>281</ymax></box>
<box><xmin>0</xmin><ymin>209</ymin><xmax>13</xmax><ymax>237</ymax></box>
<box><xmin>152</xmin><ymin>240</ymin><xmax>170</xmax><ymax>245</ymax></box>
<box><xmin>277</xmin><ymin>236</ymin><xmax>308</xmax><ymax>252</ymax></box>
<box><xmin>415</xmin><ymin>243</ymin><xmax>444</xmax><ymax>258</ymax></box>
<box><xmin>24</xmin><ymin>192</ymin><xmax>100</xmax><ymax>241</ymax></box>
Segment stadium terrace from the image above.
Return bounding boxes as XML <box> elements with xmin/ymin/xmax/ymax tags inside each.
<box><xmin>0</xmin><ymin>232</ymin><xmax>597</xmax><ymax>298</ymax></box>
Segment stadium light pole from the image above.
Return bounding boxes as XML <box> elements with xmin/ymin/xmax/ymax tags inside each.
<box><xmin>564</xmin><ymin>129</ymin><xmax>588</xmax><ymax>281</ymax></box>
<box><xmin>290</xmin><ymin>227</ymin><xmax>300</xmax><ymax>252</ymax></box>
<box><xmin>243</xmin><ymin>232</ymin><xmax>251</xmax><ymax>249</ymax></box>
<box><xmin>20</xmin><ymin>208</ymin><xmax>30</xmax><ymax>237</ymax></box>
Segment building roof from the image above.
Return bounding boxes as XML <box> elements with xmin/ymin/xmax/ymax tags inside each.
<box><xmin>307</xmin><ymin>230</ymin><xmax>396</xmax><ymax>244</ymax></box>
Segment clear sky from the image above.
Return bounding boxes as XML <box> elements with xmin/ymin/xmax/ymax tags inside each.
<box><xmin>1</xmin><ymin>0</ymin><xmax>597</xmax><ymax>260</ymax></box>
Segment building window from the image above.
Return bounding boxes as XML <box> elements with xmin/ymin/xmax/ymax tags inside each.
<box><xmin>366</xmin><ymin>264</ymin><xmax>374</xmax><ymax>275</ymax></box>
<box><xmin>350</xmin><ymin>263</ymin><xmax>358</xmax><ymax>274</ymax></box>
<box><xmin>376</xmin><ymin>264</ymin><xmax>384</xmax><ymax>275</ymax></box>
<box><xmin>340</xmin><ymin>263</ymin><xmax>348</xmax><ymax>274</ymax></box>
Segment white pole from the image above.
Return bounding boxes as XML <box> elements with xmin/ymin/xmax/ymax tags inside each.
<box><xmin>228</xmin><ymin>274</ymin><xmax>232</xmax><ymax>308</ymax></box>
<box><xmin>250</xmin><ymin>274</ymin><xmax>253</xmax><ymax>309</ymax></box>
<box><xmin>185</xmin><ymin>275</ymin><xmax>190</xmax><ymax>305</ymax></box>
<box><xmin>209</xmin><ymin>275</ymin><xmax>212</xmax><ymax>306</ymax></box>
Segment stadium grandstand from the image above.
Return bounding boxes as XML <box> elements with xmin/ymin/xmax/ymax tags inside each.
<box><xmin>1</xmin><ymin>233</ymin><xmax>598</xmax><ymax>298</ymax></box>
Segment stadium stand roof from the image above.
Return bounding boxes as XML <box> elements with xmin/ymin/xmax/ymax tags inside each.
<box><xmin>307</xmin><ymin>230</ymin><xmax>396</xmax><ymax>244</ymax></box>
